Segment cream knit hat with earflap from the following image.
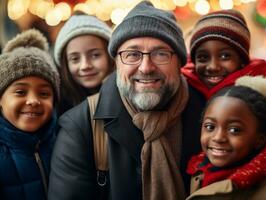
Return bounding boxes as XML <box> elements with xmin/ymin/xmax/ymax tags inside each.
<box><xmin>54</xmin><ymin>14</ymin><xmax>112</xmax><ymax>66</ymax></box>
<box><xmin>0</xmin><ymin>29</ymin><xmax>60</xmax><ymax>102</ymax></box>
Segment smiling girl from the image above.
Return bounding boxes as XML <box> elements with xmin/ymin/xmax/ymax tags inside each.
<box><xmin>0</xmin><ymin>29</ymin><xmax>59</xmax><ymax>200</ymax></box>
<box><xmin>186</xmin><ymin>76</ymin><xmax>266</xmax><ymax>200</ymax></box>
<box><xmin>54</xmin><ymin>12</ymin><xmax>114</xmax><ymax>115</ymax></box>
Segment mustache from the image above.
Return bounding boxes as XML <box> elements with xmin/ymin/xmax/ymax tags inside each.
<box><xmin>131</xmin><ymin>73</ymin><xmax>165</xmax><ymax>80</ymax></box>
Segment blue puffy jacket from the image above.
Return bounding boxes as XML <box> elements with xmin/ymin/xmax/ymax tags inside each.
<box><xmin>0</xmin><ymin>115</ymin><xmax>56</xmax><ymax>200</ymax></box>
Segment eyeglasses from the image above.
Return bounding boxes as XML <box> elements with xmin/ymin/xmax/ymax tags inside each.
<box><xmin>118</xmin><ymin>49</ymin><xmax>175</xmax><ymax>65</ymax></box>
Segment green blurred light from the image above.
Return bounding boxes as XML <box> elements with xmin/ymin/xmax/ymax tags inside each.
<box><xmin>255</xmin><ymin>12</ymin><xmax>266</xmax><ymax>27</ymax></box>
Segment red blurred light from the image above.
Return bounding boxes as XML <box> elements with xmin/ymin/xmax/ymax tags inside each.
<box><xmin>53</xmin><ymin>0</ymin><xmax>86</xmax><ymax>7</ymax></box>
<box><xmin>257</xmin><ymin>0</ymin><xmax>266</xmax><ymax>18</ymax></box>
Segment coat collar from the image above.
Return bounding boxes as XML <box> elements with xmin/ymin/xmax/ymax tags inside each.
<box><xmin>94</xmin><ymin>72</ymin><xmax>143</xmax><ymax>164</ymax></box>
<box><xmin>0</xmin><ymin>113</ymin><xmax>56</xmax><ymax>150</ymax></box>
<box><xmin>186</xmin><ymin>179</ymin><xmax>234</xmax><ymax>200</ymax></box>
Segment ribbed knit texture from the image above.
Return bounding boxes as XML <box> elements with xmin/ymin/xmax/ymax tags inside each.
<box><xmin>121</xmin><ymin>76</ymin><xmax>189</xmax><ymax>200</ymax></box>
<box><xmin>108</xmin><ymin>1</ymin><xmax>187</xmax><ymax>67</ymax></box>
<box><xmin>54</xmin><ymin>14</ymin><xmax>112</xmax><ymax>66</ymax></box>
<box><xmin>190</xmin><ymin>9</ymin><xmax>250</xmax><ymax>64</ymax></box>
<box><xmin>0</xmin><ymin>29</ymin><xmax>60</xmax><ymax>101</ymax></box>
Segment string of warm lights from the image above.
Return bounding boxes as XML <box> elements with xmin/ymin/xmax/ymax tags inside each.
<box><xmin>7</xmin><ymin>0</ymin><xmax>258</xmax><ymax>26</ymax></box>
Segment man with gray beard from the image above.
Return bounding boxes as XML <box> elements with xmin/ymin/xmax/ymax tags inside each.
<box><xmin>48</xmin><ymin>1</ymin><xmax>202</xmax><ymax>200</ymax></box>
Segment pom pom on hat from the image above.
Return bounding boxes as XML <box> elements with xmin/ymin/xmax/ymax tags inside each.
<box><xmin>0</xmin><ymin>29</ymin><xmax>60</xmax><ymax>102</ymax></box>
<box><xmin>235</xmin><ymin>76</ymin><xmax>266</xmax><ymax>98</ymax></box>
<box><xmin>3</xmin><ymin>29</ymin><xmax>48</xmax><ymax>53</ymax></box>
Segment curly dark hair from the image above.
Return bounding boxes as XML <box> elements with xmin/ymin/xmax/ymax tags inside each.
<box><xmin>202</xmin><ymin>86</ymin><xmax>266</xmax><ymax>135</ymax></box>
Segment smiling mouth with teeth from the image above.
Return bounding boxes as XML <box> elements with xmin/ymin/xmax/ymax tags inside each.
<box><xmin>208</xmin><ymin>76</ymin><xmax>223</xmax><ymax>79</ymax></box>
<box><xmin>208</xmin><ymin>147</ymin><xmax>232</xmax><ymax>155</ymax></box>
<box><xmin>21</xmin><ymin>112</ymin><xmax>42</xmax><ymax>117</ymax></box>
<box><xmin>137</xmin><ymin>79</ymin><xmax>158</xmax><ymax>83</ymax></box>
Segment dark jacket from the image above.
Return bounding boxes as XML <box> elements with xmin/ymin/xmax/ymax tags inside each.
<box><xmin>48</xmin><ymin>72</ymin><xmax>143</xmax><ymax>200</ymax></box>
<box><xmin>0</xmin><ymin>115</ymin><xmax>56</xmax><ymax>200</ymax></box>
<box><xmin>48</xmin><ymin>72</ymin><xmax>202</xmax><ymax>199</ymax></box>
<box><xmin>180</xmin><ymin>85</ymin><xmax>205</xmax><ymax>191</ymax></box>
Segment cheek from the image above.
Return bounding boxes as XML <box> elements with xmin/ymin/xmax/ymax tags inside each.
<box><xmin>96</xmin><ymin>58</ymin><xmax>112</xmax><ymax>75</ymax></box>
<box><xmin>226</xmin><ymin>62</ymin><xmax>241</xmax><ymax>73</ymax></box>
<box><xmin>117</xmin><ymin>64</ymin><xmax>133</xmax><ymax>82</ymax></box>
<box><xmin>1</xmin><ymin>98</ymin><xmax>19</xmax><ymax>111</ymax></box>
<box><xmin>200</xmin><ymin>133</ymin><xmax>209</xmax><ymax>149</ymax></box>
<box><xmin>195</xmin><ymin>64</ymin><xmax>205</xmax><ymax>74</ymax></box>
<box><xmin>232</xmin><ymin>137</ymin><xmax>256</xmax><ymax>152</ymax></box>
<box><xmin>170</xmin><ymin>69</ymin><xmax>180</xmax><ymax>81</ymax></box>
<box><xmin>161</xmin><ymin>66</ymin><xmax>179</xmax><ymax>79</ymax></box>
<box><xmin>68</xmin><ymin>63</ymin><xmax>79</xmax><ymax>76</ymax></box>
<box><xmin>44</xmin><ymin>100</ymin><xmax>54</xmax><ymax>117</ymax></box>
<box><xmin>1</xmin><ymin>103</ymin><xmax>19</xmax><ymax>123</ymax></box>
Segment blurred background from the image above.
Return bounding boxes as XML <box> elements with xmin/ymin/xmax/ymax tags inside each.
<box><xmin>0</xmin><ymin>0</ymin><xmax>266</xmax><ymax>59</ymax></box>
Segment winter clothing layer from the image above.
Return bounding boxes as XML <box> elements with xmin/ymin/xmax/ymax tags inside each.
<box><xmin>121</xmin><ymin>76</ymin><xmax>188</xmax><ymax>200</ymax></box>
<box><xmin>182</xmin><ymin>59</ymin><xmax>266</xmax><ymax>100</ymax></box>
<box><xmin>54</xmin><ymin>14</ymin><xmax>111</xmax><ymax>66</ymax></box>
<box><xmin>0</xmin><ymin>115</ymin><xmax>57</xmax><ymax>200</ymax></box>
<box><xmin>108</xmin><ymin>1</ymin><xmax>187</xmax><ymax>66</ymax></box>
<box><xmin>181</xmin><ymin>58</ymin><xmax>266</xmax><ymax>194</ymax></box>
<box><xmin>189</xmin><ymin>9</ymin><xmax>250</xmax><ymax>64</ymax></box>
<box><xmin>48</xmin><ymin>72</ymin><xmax>201</xmax><ymax>199</ymax></box>
<box><xmin>186</xmin><ymin>149</ymin><xmax>266</xmax><ymax>200</ymax></box>
<box><xmin>0</xmin><ymin>29</ymin><xmax>60</xmax><ymax>101</ymax></box>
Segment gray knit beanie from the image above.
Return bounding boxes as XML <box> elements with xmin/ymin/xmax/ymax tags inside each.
<box><xmin>108</xmin><ymin>1</ymin><xmax>187</xmax><ymax>67</ymax></box>
<box><xmin>54</xmin><ymin>14</ymin><xmax>112</xmax><ymax>66</ymax></box>
<box><xmin>0</xmin><ymin>29</ymin><xmax>60</xmax><ymax>101</ymax></box>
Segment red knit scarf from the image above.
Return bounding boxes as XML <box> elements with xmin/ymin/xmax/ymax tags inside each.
<box><xmin>187</xmin><ymin>147</ymin><xmax>266</xmax><ymax>189</ymax></box>
<box><xmin>181</xmin><ymin>58</ymin><xmax>266</xmax><ymax>100</ymax></box>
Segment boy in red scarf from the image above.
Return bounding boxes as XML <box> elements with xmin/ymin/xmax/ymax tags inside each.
<box><xmin>182</xmin><ymin>9</ymin><xmax>266</xmax><ymax>100</ymax></box>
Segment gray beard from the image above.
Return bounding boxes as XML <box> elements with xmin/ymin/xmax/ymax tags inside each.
<box><xmin>116</xmin><ymin>73</ymin><xmax>179</xmax><ymax>111</ymax></box>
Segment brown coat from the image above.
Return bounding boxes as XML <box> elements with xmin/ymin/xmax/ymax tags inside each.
<box><xmin>186</xmin><ymin>173</ymin><xmax>266</xmax><ymax>200</ymax></box>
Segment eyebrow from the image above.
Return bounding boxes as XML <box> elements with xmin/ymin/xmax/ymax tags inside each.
<box><xmin>67</xmin><ymin>48</ymin><xmax>104</xmax><ymax>55</ymax></box>
<box><xmin>204</xmin><ymin>116</ymin><xmax>244</xmax><ymax>123</ymax></box>
<box><xmin>11</xmin><ymin>82</ymin><xmax>52</xmax><ymax>88</ymax></box>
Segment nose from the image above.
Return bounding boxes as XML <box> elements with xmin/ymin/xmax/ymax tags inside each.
<box><xmin>138</xmin><ymin>55</ymin><xmax>156</xmax><ymax>74</ymax></box>
<box><xmin>206</xmin><ymin>57</ymin><xmax>220</xmax><ymax>72</ymax></box>
<box><xmin>26</xmin><ymin>95</ymin><xmax>40</xmax><ymax>107</ymax></box>
<box><xmin>80</xmin><ymin>57</ymin><xmax>93</xmax><ymax>71</ymax></box>
<box><xmin>212</xmin><ymin>129</ymin><xmax>227</xmax><ymax>143</ymax></box>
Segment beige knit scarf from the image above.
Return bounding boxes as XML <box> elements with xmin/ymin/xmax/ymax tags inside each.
<box><xmin>121</xmin><ymin>75</ymin><xmax>189</xmax><ymax>200</ymax></box>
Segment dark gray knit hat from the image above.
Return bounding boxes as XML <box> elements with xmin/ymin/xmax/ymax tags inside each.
<box><xmin>108</xmin><ymin>1</ymin><xmax>187</xmax><ymax>67</ymax></box>
<box><xmin>0</xmin><ymin>29</ymin><xmax>60</xmax><ymax>101</ymax></box>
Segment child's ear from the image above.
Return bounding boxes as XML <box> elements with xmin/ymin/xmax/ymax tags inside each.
<box><xmin>255</xmin><ymin>134</ymin><xmax>266</xmax><ymax>150</ymax></box>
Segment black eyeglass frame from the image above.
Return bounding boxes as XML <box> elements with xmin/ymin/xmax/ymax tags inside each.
<box><xmin>118</xmin><ymin>49</ymin><xmax>176</xmax><ymax>65</ymax></box>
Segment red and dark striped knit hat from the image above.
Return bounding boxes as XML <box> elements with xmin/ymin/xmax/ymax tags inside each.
<box><xmin>190</xmin><ymin>9</ymin><xmax>250</xmax><ymax>64</ymax></box>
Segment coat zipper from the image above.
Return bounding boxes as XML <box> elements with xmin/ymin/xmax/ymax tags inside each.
<box><xmin>34</xmin><ymin>141</ymin><xmax>48</xmax><ymax>199</ymax></box>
